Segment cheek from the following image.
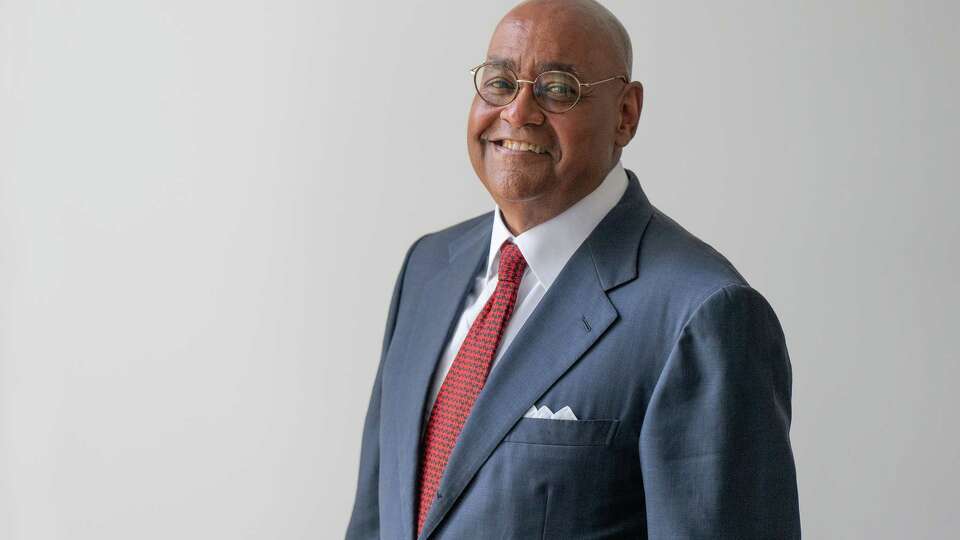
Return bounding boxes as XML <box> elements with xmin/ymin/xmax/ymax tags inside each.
<box><xmin>468</xmin><ymin>123</ymin><xmax>499</xmax><ymax>172</ymax></box>
<box><xmin>467</xmin><ymin>100</ymin><xmax>486</xmax><ymax>135</ymax></box>
<box><xmin>554</xmin><ymin>119</ymin><xmax>610</xmax><ymax>165</ymax></box>
<box><xmin>467</xmin><ymin>103</ymin><xmax>494</xmax><ymax>173</ymax></box>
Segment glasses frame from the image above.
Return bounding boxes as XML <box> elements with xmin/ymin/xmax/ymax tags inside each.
<box><xmin>470</xmin><ymin>61</ymin><xmax>629</xmax><ymax>113</ymax></box>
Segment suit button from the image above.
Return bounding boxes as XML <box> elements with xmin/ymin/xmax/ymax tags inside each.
<box><xmin>436</xmin><ymin>493</ymin><xmax>442</xmax><ymax>499</ymax></box>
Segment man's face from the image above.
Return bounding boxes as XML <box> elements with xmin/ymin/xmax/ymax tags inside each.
<box><xmin>467</xmin><ymin>12</ymin><xmax>626</xmax><ymax>208</ymax></box>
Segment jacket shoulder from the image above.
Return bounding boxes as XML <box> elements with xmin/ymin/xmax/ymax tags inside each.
<box><xmin>421</xmin><ymin>211</ymin><xmax>492</xmax><ymax>249</ymax></box>
<box><xmin>401</xmin><ymin>210</ymin><xmax>492</xmax><ymax>281</ymax></box>
<box><xmin>633</xmin><ymin>206</ymin><xmax>757</xmax><ymax>315</ymax></box>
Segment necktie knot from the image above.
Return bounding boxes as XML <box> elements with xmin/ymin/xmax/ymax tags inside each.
<box><xmin>497</xmin><ymin>242</ymin><xmax>527</xmax><ymax>284</ymax></box>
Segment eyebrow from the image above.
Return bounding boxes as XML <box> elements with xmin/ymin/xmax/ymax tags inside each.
<box><xmin>486</xmin><ymin>55</ymin><xmax>585</xmax><ymax>78</ymax></box>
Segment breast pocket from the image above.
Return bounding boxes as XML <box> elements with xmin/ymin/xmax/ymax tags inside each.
<box><xmin>502</xmin><ymin>417</ymin><xmax>620</xmax><ymax>447</ymax></box>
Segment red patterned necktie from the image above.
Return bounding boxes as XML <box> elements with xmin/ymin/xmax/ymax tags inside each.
<box><xmin>415</xmin><ymin>240</ymin><xmax>528</xmax><ymax>536</ymax></box>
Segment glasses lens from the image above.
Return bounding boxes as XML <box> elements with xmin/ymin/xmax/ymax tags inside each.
<box><xmin>534</xmin><ymin>71</ymin><xmax>580</xmax><ymax>112</ymax></box>
<box><xmin>474</xmin><ymin>64</ymin><xmax>517</xmax><ymax>106</ymax></box>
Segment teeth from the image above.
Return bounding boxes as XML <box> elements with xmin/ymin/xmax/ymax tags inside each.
<box><xmin>501</xmin><ymin>139</ymin><xmax>546</xmax><ymax>154</ymax></box>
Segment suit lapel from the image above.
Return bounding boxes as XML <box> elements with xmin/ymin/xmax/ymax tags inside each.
<box><xmin>416</xmin><ymin>170</ymin><xmax>655</xmax><ymax>539</ymax></box>
<box><xmin>395</xmin><ymin>216</ymin><xmax>492</xmax><ymax>540</ymax></box>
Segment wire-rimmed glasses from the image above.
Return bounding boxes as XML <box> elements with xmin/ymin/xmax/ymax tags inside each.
<box><xmin>470</xmin><ymin>61</ymin><xmax>628</xmax><ymax>113</ymax></box>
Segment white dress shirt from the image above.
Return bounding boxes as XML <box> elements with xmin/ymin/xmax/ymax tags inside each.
<box><xmin>421</xmin><ymin>162</ymin><xmax>629</xmax><ymax>433</ymax></box>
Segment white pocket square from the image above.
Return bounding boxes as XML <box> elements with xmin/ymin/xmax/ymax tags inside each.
<box><xmin>523</xmin><ymin>404</ymin><xmax>578</xmax><ymax>421</ymax></box>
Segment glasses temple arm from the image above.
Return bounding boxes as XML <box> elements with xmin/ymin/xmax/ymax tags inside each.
<box><xmin>581</xmin><ymin>75</ymin><xmax>629</xmax><ymax>88</ymax></box>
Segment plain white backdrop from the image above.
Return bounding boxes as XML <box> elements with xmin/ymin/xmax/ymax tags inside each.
<box><xmin>1</xmin><ymin>1</ymin><xmax>958</xmax><ymax>538</ymax></box>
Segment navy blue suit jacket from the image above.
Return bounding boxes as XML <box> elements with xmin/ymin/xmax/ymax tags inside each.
<box><xmin>347</xmin><ymin>169</ymin><xmax>800</xmax><ymax>539</ymax></box>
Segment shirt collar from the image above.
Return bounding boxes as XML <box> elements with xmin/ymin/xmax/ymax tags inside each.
<box><xmin>485</xmin><ymin>161</ymin><xmax>629</xmax><ymax>290</ymax></box>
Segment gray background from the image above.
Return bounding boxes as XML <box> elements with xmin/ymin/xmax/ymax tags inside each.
<box><xmin>1</xmin><ymin>1</ymin><xmax>957</xmax><ymax>538</ymax></box>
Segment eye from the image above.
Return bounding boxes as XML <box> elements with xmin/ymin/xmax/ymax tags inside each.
<box><xmin>485</xmin><ymin>78</ymin><xmax>516</xmax><ymax>92</ymax></box>
<box><xmin>544</xmin><ymin>83</ymin><xmax>575</xmax><ymax>98</ymax></box>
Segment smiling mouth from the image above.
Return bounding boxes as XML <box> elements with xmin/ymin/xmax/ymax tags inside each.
<box><xmin>491</xmin><ymin>139</ymin><xmax>549</xmax><ymax>155</ymax></box>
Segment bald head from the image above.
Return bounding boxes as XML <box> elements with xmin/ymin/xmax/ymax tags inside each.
<box><xmin>502</xmin><ymin>0</ymin><xmax>633</xmax><ymax>79</ymax></box>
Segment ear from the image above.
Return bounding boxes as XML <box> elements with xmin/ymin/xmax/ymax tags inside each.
<box><xmin>614</xmin><ymin>81</ymin><xmax>643</xmax><ymax>147</ymax></box>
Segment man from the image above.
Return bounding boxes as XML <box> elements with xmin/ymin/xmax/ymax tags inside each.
<box><xmin>346</xmin><ymin>0</ymin><xmax>800</xmax><ymax>538</ymax></box>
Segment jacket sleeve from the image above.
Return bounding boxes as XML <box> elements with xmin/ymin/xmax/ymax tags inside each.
<box><xmin>345</xmin><ymin>235</ymin><xmax>424</xmax><ymax>539</ymax></box>
<box><xmin>639</xmin><ymin>284</ymin><xmax>801</xmax><ymax>539</ymax></box>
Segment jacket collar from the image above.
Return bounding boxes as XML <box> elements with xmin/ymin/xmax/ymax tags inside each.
<box><xmin>448</xmin><ymin>166</ymin><xmax>653</xmax><ymax>292</ymax></box>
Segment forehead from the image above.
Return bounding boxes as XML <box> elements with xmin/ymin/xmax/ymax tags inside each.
<box><xmin>485</xmin><ymin>14</ymin><xmax>610</xmax><ymax>78</ymax></box>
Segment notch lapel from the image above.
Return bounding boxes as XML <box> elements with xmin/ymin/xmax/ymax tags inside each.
<box><xmin>417</xmin><ymin>170</ymin><xmax>655</xmax><ymax>539</ymax></box>
<box><xmin>394</xmin><ymin>216</ymin><xmax>492</xmax><ymax>540</ymax></box>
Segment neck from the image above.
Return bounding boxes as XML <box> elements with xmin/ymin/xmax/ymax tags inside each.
<box><xmin>497</xmin><ymin>173</ymin><xmax>605</xmax><ymax>236</ymax></box>
<box><xmin>497</xmin><ymin>178</ymin><xmax>603</xmax><ymax>236</ymax></box>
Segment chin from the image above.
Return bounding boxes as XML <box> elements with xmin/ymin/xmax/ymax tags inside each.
<box><xmin>482</xmin><ymin>167</ymin><xmax>554</xmax><ymax>203</ymax></box>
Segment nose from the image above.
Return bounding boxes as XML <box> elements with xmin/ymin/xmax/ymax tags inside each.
<box><xmin>500</xmin><ymin>81</ymin><xmax>545</xmax><ymax>127</ymax></box>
